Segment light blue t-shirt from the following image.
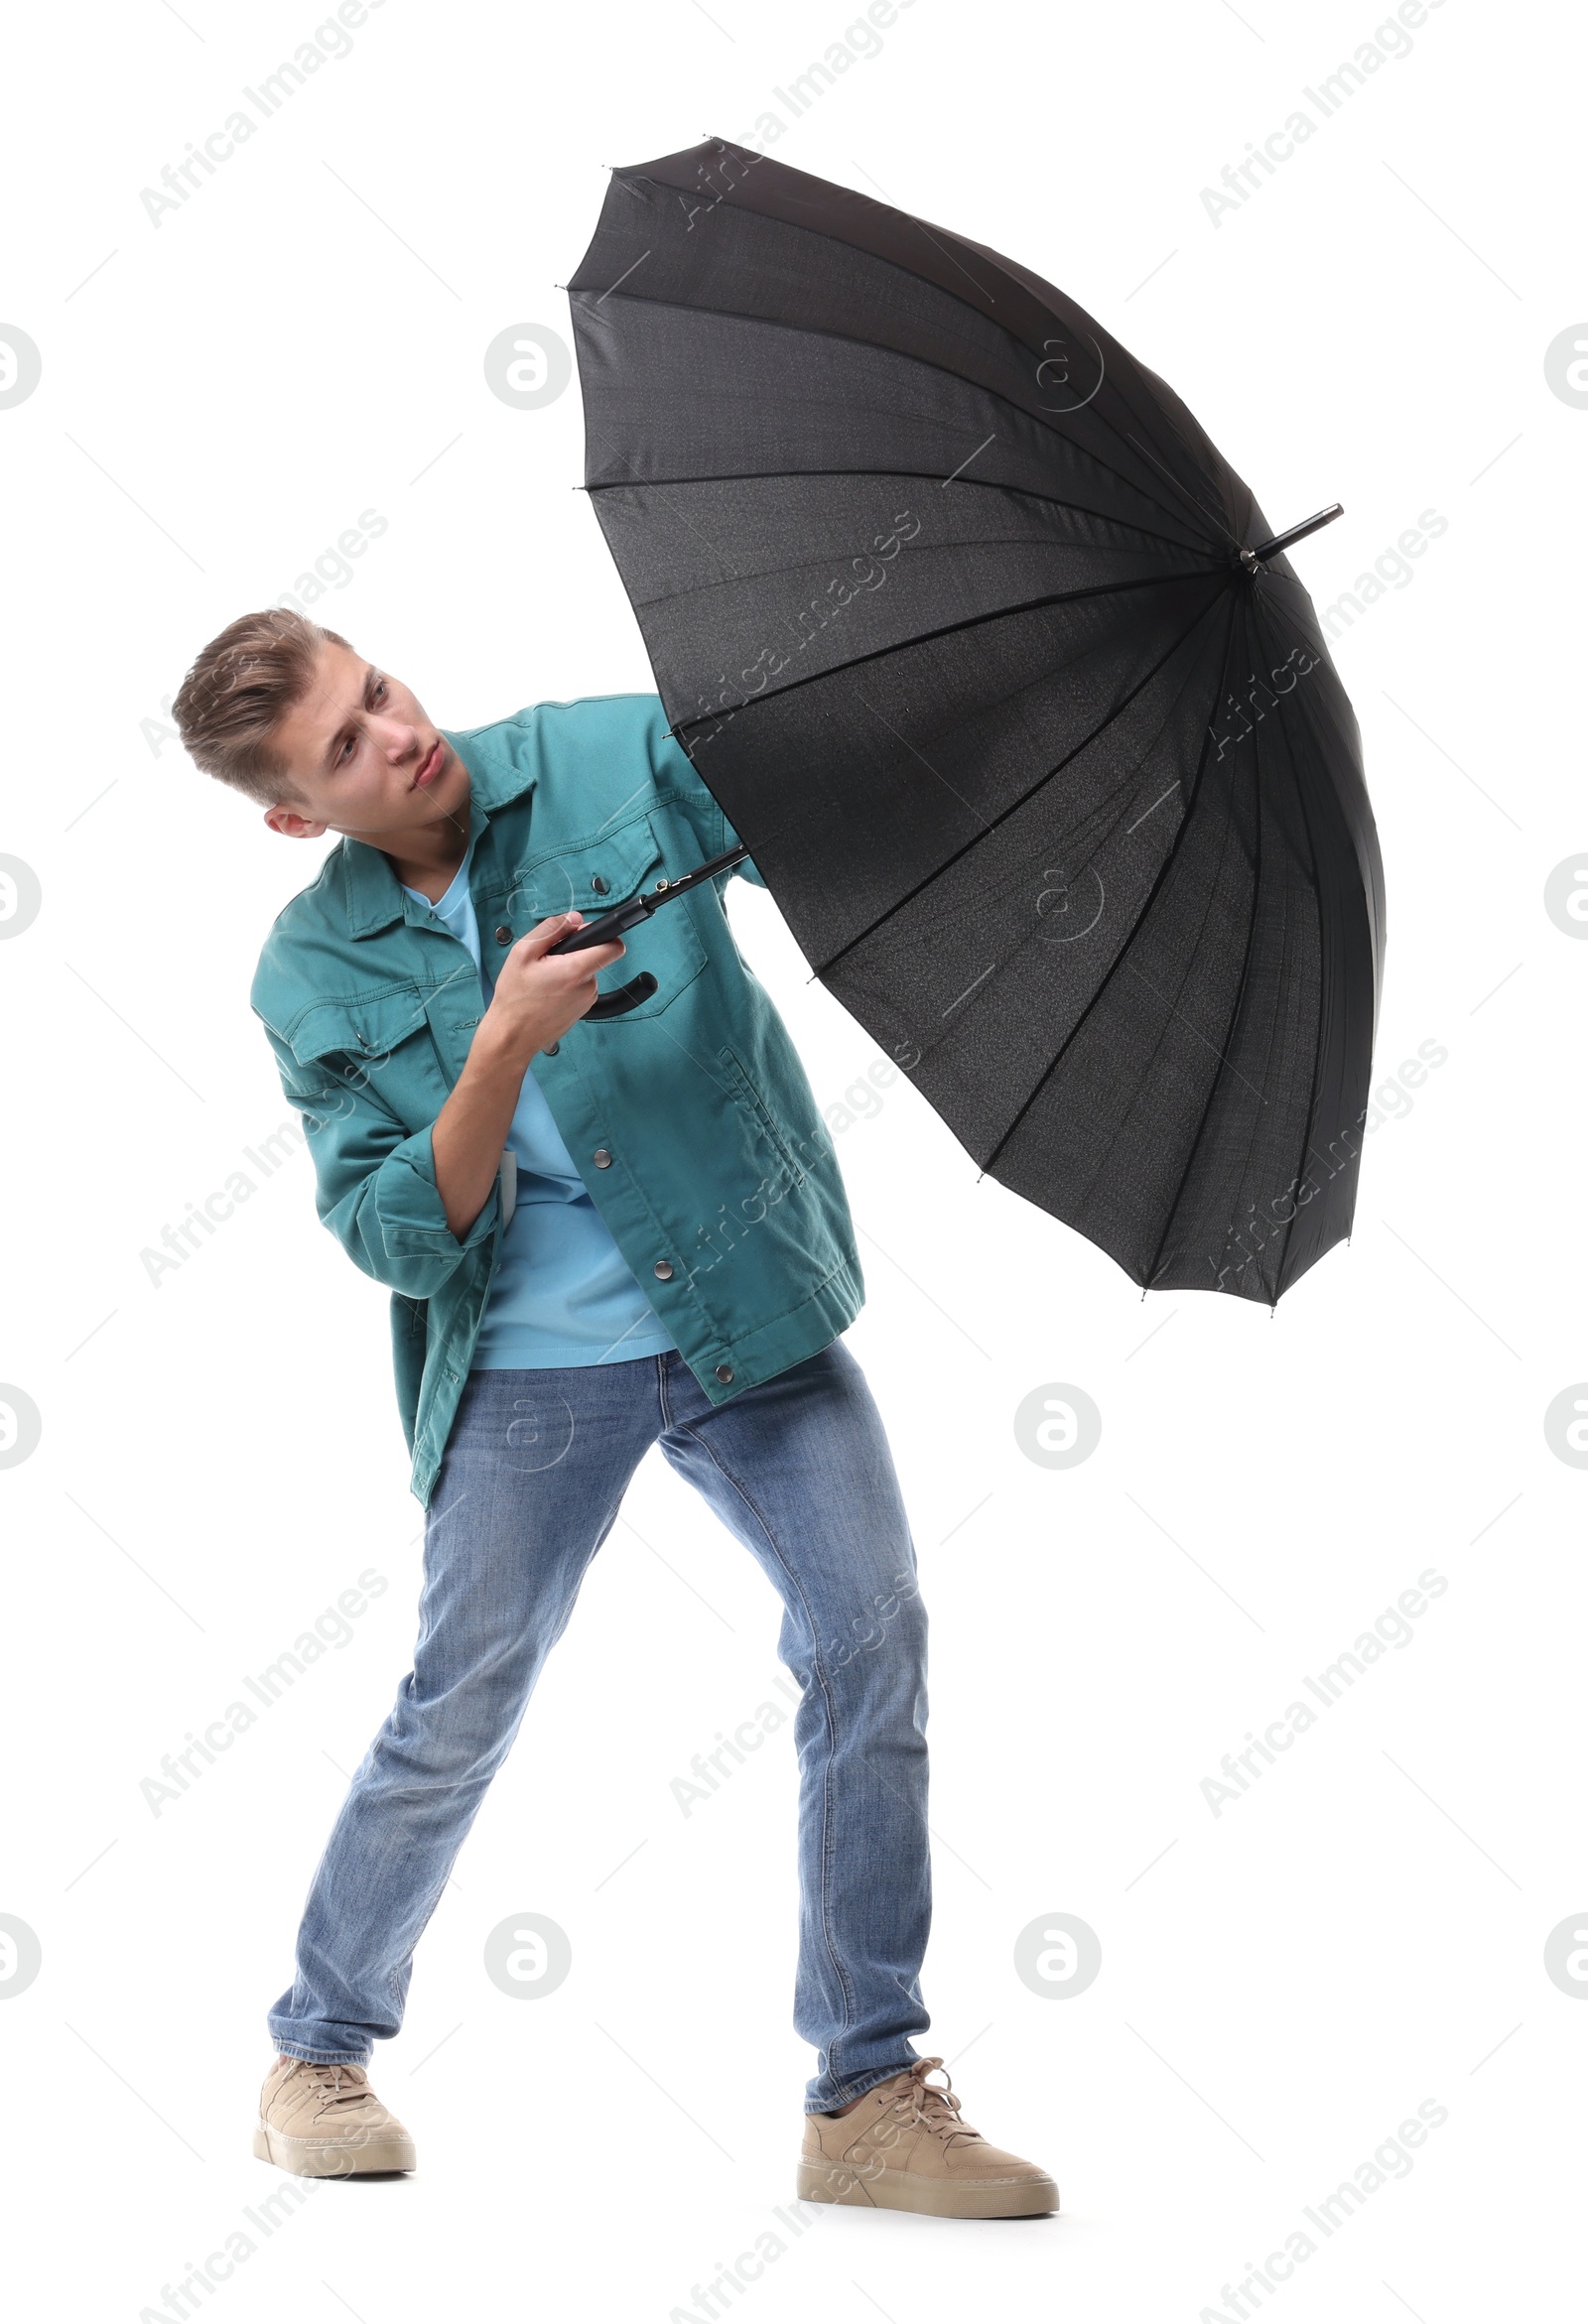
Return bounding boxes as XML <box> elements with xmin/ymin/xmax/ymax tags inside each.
<box><xmin>401</xmin><ymin>842</ymin><xmax>676</xmax><ymax>1370</ymax></box>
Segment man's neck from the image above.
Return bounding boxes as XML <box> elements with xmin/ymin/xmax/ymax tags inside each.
<box><xmin>363</xmin><ymin>786</ymin><xmax>473</xmax><ymax>904</ymax></box>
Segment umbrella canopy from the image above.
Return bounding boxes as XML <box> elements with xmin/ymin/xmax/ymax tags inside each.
<box><xmin>566</xmin><ymin>138</ymin><xmax>1385</xmax><ymax>1305</ymax></box>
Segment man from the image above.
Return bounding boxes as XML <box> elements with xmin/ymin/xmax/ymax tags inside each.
<box><xmin>174</xmin><ymin>607</ymin><xmax>1057</xmax><ymax>2218</ymax></box>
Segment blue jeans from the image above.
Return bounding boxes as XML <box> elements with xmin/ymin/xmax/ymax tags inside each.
<box><xmin>267</xmin><ymin>1340</ymin><xmax>933</xmax><ymax>2112</ymax></box>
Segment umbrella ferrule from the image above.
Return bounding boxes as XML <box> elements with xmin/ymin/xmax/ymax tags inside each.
<box><xmin>1241</xmin><ymin>502</ymin><xmax>1345</xmax><ymax>571</ymax></box>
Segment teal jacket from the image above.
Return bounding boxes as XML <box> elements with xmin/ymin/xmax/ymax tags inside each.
<box><xmin>250</xmin><ymin>693</ymin><xmax>863</xmax><ymax>1505</ymax></box>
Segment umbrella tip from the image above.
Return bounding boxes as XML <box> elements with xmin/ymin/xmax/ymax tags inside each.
<box><xmin>1244</xmin><ymin>502</ymin><xmax>1346</xmax><ymax>570</ymax></box>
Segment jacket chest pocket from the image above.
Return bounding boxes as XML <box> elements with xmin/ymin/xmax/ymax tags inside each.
<box><xmin>287</xmin><ymin>986</ymin><xmax>459</xmax><ymax>1132</ymax></box>
<box><xmin>493</xmin><ymin>815</ymin><xmax>707</xmax><ymax>1021</ymax></box>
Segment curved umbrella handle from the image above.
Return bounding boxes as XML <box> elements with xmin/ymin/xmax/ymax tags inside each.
<box><xmin>583</xmin><ymin>971</ymin><xmax>658</xmax><ymax>1020</ymax></box>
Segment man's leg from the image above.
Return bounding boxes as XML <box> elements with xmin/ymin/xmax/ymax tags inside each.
<box><xmin>654</xmin><ymin>1338</ymin><xmax>931</xmax><ymax>2114</ymax></box>
<box><xmin>267</xmin><ymin>1356</ymin><xmax>665</xmax><ymax>2062</ymax></box>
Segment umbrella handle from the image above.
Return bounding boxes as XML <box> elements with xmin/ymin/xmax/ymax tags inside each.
<box><xmin>583</xmin><ymin>972</ymin><xmax>659</xmax><ymax>1020</ymax></box>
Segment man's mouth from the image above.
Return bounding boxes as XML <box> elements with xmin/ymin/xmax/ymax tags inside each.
<box><xmin>412</xmin><ymin>739</ymin><xmax>445</xmax><ymax>790</ymax></box>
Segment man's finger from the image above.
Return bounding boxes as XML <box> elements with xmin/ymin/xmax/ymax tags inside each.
<box><xmin>514</xmin><ymin>911</ymin><xmax>585</xmax><ymax>960</ymax></box>
<box><xmin>552</xmin><ymin>936</ymin><xmax>626</xmax><ymax>972</ymax></box>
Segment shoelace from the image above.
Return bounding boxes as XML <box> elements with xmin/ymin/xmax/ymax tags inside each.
<box><xmin>886</xmin><ymin>2057</ymin><xmax>981</xmax><ymax>2145</ymax></box>
<box><xmin>285</xmin><ymin>2060</ymin><xmax>375</xmax><ymax>2114</ymax></box>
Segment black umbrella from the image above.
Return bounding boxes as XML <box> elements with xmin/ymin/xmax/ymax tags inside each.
<box><xmin>560</xmin><ymin>137</ymin><xmax>1385</xmax><ymax>1305</ymax></box>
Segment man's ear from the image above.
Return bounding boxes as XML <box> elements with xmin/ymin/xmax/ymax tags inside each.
<box><xmin>263</xmin><ymin>803</ymin><xmax>331</xmax><ymax>840</ymax></box>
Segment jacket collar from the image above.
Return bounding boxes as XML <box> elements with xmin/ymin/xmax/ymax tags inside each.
<box><xmin>340</xmin><ymin>724</ymin><xmax>534</xmax><ymax>939</ymax></box>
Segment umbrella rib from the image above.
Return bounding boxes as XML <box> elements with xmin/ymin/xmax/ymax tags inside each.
<box><xmin>588</xmin><ymin>466</ymin><xmax>1212</xmax><ymax>563</ymax></box>
<box><xmin>979</xmin><ymin>592</ymin><xmax>1243</xmax><ymax>1181</ymax></box>
<box><xmin>1124</xmin><ymin>429</ymin><xmax>1242</xmax><ymax>554</ymax></box>
<box><xmin>880</xmin><ymin>216</ymin><xmax>1251</xmax><ymax>544</ymax></box>
<box><xmin>1141</xmin><ymin>588</ymin><xmax>1267</xmax><ymax>1293</ymax></box>
<box><xmin>585</xmin><ymin>422</ymin><xmax>745</xmax><ymax>578</ymax></box>
<box><xmin>641</xmin><ymin>532</ymin><xmax>1209</xmax><ymax>622</ymax></box>
<box><xmin>673</xmin><ymin>564</ymin><xmax>1229</xmax><ymax>747</ymax></box>
<box><xmin>588</xmin><ymin>193</ymin><xmax>1241</xmax><ymax>547</ymax></box>
<box><xmin>727</xmin><ymin>583</ymin><xmax>1220</xmax><ymax>978</ymax></box>
<box><xmin>887</xmin><ymin>621</ymin><xmax>1239</xmax><ymax>1020</ymax></box>
<box><xmin>577</xmin><ymin>285</ymin><xmax>1221</xmax><ymax>552</ymax></box>
<box><xmin>802</xmin><ymin>575</ymin><xmax>1232</xmax><ymax>973</ymax></box>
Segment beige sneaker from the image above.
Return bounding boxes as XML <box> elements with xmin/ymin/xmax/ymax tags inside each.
<box><xmin>797</xmin><ymin>2056</ymin><xmax>1058</xmax><ymax>2218</ymax></box>
<box><xmin>253</xmin><ymin>2055</ymin><xmax>416</xmax><ymax>2177</ymax></box>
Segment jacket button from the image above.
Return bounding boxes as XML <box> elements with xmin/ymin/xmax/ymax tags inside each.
<box><xmin>592</xmin><ymin>874</ymin><xmax>609</xmax><ymax>895</ymax></box>
<box><xmin>545</xmin><ymin>1042</ymin><xmax>560</xmax><ymax>1056</ymax></box>
<box><xmin>653</xmin><ymin>1259</ymin><xmax>674</xmax><ymax>1280</ymax></box>
<box><xmin>593</xmin><ymin>1147</ymin><xmax>611</xmax><ymax>1168</ymax></box>
<box><xmin>494</xmin><ymin>924</ymin><xmax>512</xmax><ymax>945</ymax></box>
<box><xmin>716</xmin><ymin>1364</ymin><xmax>733</xmax><ymax>1383</ymax></box>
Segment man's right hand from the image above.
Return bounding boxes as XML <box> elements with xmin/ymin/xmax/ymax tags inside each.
<box><xmin>432</xmin><ymin>913</ymin><xmax>627</xmax><ymax>1241</ymax></box>
<box><xmin>483</xmin><ymin>911</ymin><xmax>627</xmax><ymax>1062</ymax></box>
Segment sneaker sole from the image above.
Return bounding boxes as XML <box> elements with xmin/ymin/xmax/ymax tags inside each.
<box><xmin>795</xmin><ymin>2158</ymin><xmax>1058</xmax><ymax>2218</ymax></box>
<box><xmin>253</xmin><ymin>2122</ymin><xmax>416</xmax><ymax>2177</ymax></box>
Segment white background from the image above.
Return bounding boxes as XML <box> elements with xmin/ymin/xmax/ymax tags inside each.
<box><xmin>1</xmin><ymin>1</ymin><xmax>1584</xmax><ymax>2316</ymax></box>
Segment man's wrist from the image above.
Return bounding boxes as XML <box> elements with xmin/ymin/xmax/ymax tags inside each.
<box><xmin>469</xmin><ymin>1009</ymin><xmax>541</xmax><ymax>1080</ymax></box>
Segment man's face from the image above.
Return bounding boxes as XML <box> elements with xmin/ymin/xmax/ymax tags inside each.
<box><xmin>262</xmin><ymin>641</ymin><xmax>466</xmax><ymax>847</ymax></box>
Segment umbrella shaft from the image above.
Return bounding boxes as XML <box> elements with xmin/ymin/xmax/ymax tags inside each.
<box><xmin>549</xmin><ymin>839</ymin><xmax>750</xmax><ymax>953</ymax></box>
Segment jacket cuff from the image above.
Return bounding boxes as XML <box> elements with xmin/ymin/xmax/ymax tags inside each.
<box><xmin>373</xmin><ymin>1124</ymin><xmax>499</xmax><ymax>1258</ymax></box>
